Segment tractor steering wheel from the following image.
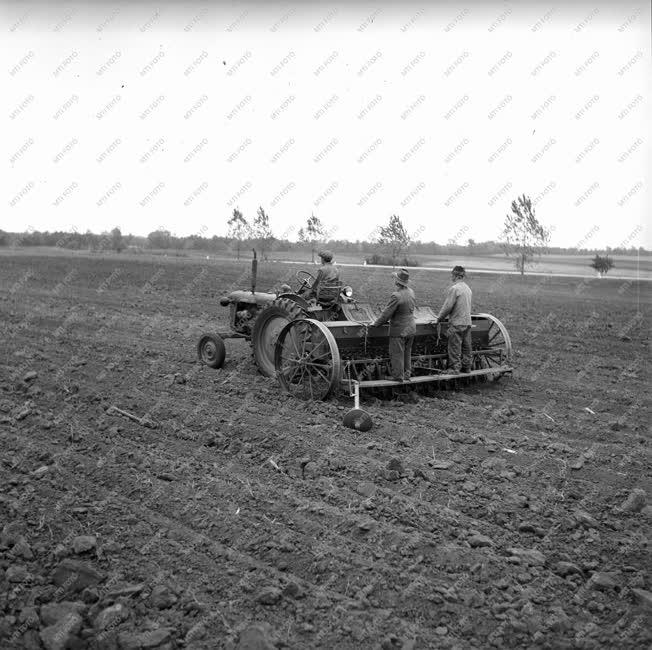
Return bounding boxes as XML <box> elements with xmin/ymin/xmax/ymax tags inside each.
<box><xmin>295</xmin><ymin>270</ymin><xmax>316</xmax><ymax>290</ymax></box>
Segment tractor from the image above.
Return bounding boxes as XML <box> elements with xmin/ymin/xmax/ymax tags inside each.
<box><xmin>197</xmin><ymin>250</ymin><xmax>357</xmax><ymax>377</ymax></box>
<box><xmin>198</xmin><ymin>252</ymin><xmax>513</xmax><ymax>430</ymax></box>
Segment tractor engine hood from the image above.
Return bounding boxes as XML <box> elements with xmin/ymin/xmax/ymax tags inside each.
<box><xmin>220</xmin><ymin>290</ymin><xmax>278</xmax><ymax>306</ymax></box>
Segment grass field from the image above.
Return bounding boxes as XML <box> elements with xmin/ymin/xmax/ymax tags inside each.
<box><xmin>0</xmin><ymin>250</ymin><xmax>650</xmax><ymax>648</ymax></box>
<box><xmin>3</xmin><ymin>246</ymin><xmax>650</xmax><ymax>280</ymax></box>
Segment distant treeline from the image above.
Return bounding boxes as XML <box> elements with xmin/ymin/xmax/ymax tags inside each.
<box><xmin>0</xmin><ymin>229</ymin><xmax>648</xmax><ymax>257</ymax></box>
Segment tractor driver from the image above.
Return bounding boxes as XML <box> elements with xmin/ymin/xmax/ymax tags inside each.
<box><xmin>432</xmin><ymin>265</ymin><xmax>473</xmax><ymax>373</ymax></box>
<box><xmin>304</xmin><ymin>250</ymin><xmax>340</xmax><ymax>300</ymax></box>
<box><xmin>372</xmin><ymin>268</ymin><xmax>416</xmax><ymax>382</ymax></box>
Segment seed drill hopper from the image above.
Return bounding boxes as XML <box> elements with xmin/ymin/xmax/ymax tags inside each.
<box><xmin>273</xmin><ymin>307</ymin><xmax>512</xmax><ymax>430</ymax></box>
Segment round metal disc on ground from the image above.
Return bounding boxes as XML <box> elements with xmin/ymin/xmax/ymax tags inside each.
<box><xmin>197</xmin><ymin>333</ymin><xmax>226</xmax><ymax>369</ymax></box>
<box><xmin>343</xmin><ymin>408</ymin><xmax>373</xmax><ymax>431</ymax></box>
<box><xmin>274</xmin><ymin>318</ymin><xmax>341</xmax><ymax>400</ymax></box>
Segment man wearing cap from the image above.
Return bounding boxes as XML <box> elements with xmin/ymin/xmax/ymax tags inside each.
<box><xmin>432</xmin><ymin>266</ymin><xmax>473</xmax><ymax>373</ymax></box>
<box><xmin>372</xmin><ymin>268</ymin><xmax>416</xmax><ymax>381</ymax></box>
<box><xmin>305</xmin><ymin>250</ymin><xmax>340</xmax><ymax>300</ymax></box>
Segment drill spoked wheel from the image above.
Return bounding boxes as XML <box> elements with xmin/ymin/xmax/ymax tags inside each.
<box><xmin>473</xmin><ymin>313</ymin><xmax>512</xmax><ymax>381</ymax></box>
<box><xmin>274</xmin><ymin>318</ymin><xmax>341</xmax><ymax>400</ymax></box>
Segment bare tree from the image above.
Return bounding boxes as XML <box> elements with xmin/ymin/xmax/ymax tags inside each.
<box><xmin>251</xmin><ymin>206</ymin><xmax>273</xmax><ymax>260</ymax></box>
<box><xmin>299</xmin><ymin>213</ymin><xmax>326</xmax><ymax>262</ymax></box>
<box><xmin>503</xmin><ymin>195</ymin><xmax>550</xmax><ymax>275</ymax></box>
<box><xmin>378</xmin><ymin>214</ymin><xmax>411</xmax><ymax>266</ymax></box>
<box><xmin>227</xmin><ymin>208</ymin><xmax>250</xmax><ymax>260</ymax></box>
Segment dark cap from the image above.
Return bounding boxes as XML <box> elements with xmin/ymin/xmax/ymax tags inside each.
<box><xmin>318</xmin><ymin>250</ymin><xmax>333</xmax><ymax>262</ymax></box>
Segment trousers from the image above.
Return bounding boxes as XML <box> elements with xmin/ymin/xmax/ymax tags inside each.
<box><xmin>389</xmin><ymin>336</ymin><xmax>414</xmax><ymax>380</ymax></box>
<box><xmin>447</xmin><ymin>325</ymin><xmax>472</xmax><ymax>372</ymax></box>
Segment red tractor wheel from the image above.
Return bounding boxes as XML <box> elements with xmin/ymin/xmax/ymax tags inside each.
<box><xmin>197</xmin><ymin>333</ymin><xmax>226</xmax><ymax>369</ymax></box>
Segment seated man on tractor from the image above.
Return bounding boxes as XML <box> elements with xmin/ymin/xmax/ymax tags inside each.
<box><xmin>303</xmin><ymin>250</ymin><xmax>341</xmax><ymax>304</ymax></box>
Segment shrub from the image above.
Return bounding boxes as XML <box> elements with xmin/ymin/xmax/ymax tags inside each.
<box><xmin>590</xmin><ymin>254</ymin><xmax>614</xmax><ymax>276</ymax></box>
<box><xmin>365</xmin><ymin>253</ymin><xmax>420</xmax><ymax>267</ymax></box>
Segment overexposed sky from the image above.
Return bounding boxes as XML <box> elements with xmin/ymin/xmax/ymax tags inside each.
<box><xmin>3</xmin><ymin>1</ymin><xmax>651</xmax><ymax>248</ymax></box>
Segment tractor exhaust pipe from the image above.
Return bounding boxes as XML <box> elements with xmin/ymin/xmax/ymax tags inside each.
<box><xmin>251</xmin><ymin>249</ymin><xmax>257</xmax><ymax>294</ymax></box>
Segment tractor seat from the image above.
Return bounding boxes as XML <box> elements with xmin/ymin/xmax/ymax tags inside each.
<box><xmin>316</xmin><ymin>282</ymin><xmax>342</xmax><ymax>307</ymax></box>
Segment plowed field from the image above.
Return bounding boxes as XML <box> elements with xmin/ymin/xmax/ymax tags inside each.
<box><xmin>1</xmin><ymin>251</ymin><xmax>650</xmax><ymax>649</ymax></box>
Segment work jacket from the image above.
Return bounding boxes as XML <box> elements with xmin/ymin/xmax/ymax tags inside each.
<box><xmin>311</xmin><ymin>262</ymin><xmax>340</xmax><ymax>295</ymax></box>
<box><xmin>437</xmin><ymin>280</ymin><xmax>472</xmax><ymax>327</ymax></box>
<box><xmin>373</xmin><ymin>286</ymin><xmax>416</xmax><ymax>337</ymax></box>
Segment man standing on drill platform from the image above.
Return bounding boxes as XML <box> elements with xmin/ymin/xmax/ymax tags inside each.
<box><xmin>432</xmin><ymin>265</ymin><xmax>473</xmax><ymax>373</ymax></box>
<box><xmin>372</xmin><ymin>268</ymin><xmax>417</xmax><ymax>382</ymax></box>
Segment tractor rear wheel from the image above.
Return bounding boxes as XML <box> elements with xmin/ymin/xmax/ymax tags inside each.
<box><xmin>252</xmin><ymin>297</ymin><xmax>307</xmax><ymax>377</ymax></box>
<box><xmin>197</xmin><ymin>333</ymin><xmax>226</xmax><ymax>369</ymax></box>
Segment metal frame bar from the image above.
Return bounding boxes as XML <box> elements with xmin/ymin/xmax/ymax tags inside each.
<box><xmin>342</xmin><ymin>366</ymin><xmax>513</xmax><ymax>389</ymax></box>
<box><xmin>217</xmin><ymin>331</ymin><xmax>249</xmax><ymax>340</ymax></box>
<box><xmin>341</xmin><ymin>349</ymin><xmax>504</xmax><ymax>371</ymax></box>
<box><xmin>347</xmin><ymin>380</ymin><xmax>361</xmax><ymax>409</ymax></box>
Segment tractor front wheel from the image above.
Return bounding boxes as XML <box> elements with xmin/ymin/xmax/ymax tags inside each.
<box><xmin>197</xmin><ymin>333</ymin><xmax>226</xmax><ymax>369</ymax></box>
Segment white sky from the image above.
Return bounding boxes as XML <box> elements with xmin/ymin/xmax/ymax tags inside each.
<box><xmin>3</xmin><ymin>1</ymin><xmax>651</xmax><ymax>249</ymax></box>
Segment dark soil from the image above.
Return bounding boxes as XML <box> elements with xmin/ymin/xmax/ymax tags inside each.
<box><xmin>1</xmin><ymin>252</ymin><xmax>650</xmax><ymax>649</ymax></box>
